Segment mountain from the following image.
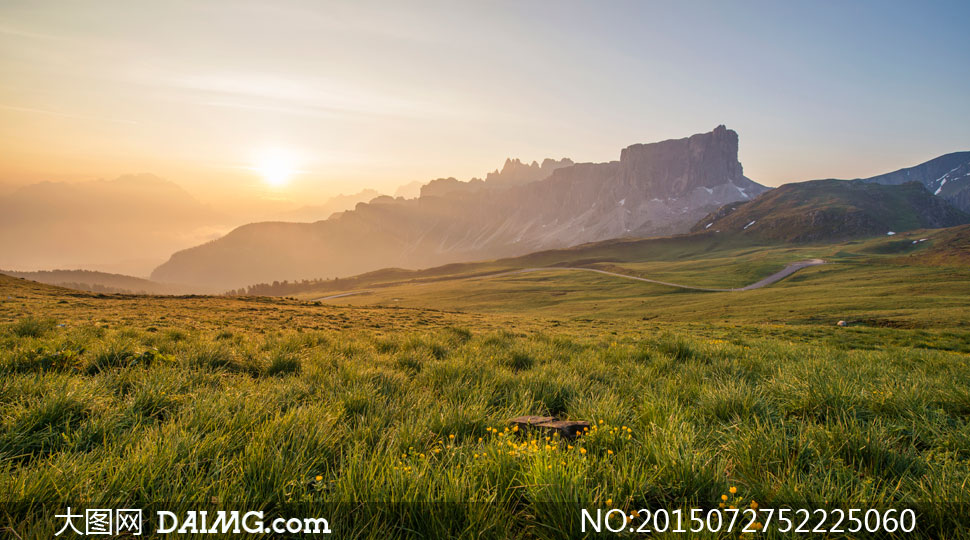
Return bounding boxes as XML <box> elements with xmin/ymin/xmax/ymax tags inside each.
<box><xmin>691</xmin><ymin>179</ymin><xmax>970</xmax><ymax>242</ymax></box>
<box><xmin>482</xmin><ymin>157</ymin><xmax>575</xmax><ymax>187</ymax></box>
<box><xmin>275</xmin><ymin>189</ymin><xmax>382</xmax><ymax>222</ymax></box>
<box><xmin>389</xmin><ymin>158</ymin><xmax>574</xmax><ymax>200</ymax></box>
<box><xmin>860</xmin><ymin>152</ymin><xmax>970</xmax><ymax>212</ymax></box>
<box><xmin>0</xmin><ymin>269</ymin><xmax>202</xmax><ymax>295</ymax></box>
<box><xmin>151</xmin><ymin>126</ymin><xmax>768</xmax><ymax>290</ymax></box>
<box><xmin>393</xmin><ymin>180</ymin><xmax>424</xmax><ymax>199</ymax></box>
<box><xmin>0</xmin><ymin>174</ymin><xmax>228</xmax><ymax>275</ymax></box>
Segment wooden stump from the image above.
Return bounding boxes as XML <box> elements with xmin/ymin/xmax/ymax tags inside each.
<box><xmin>509</xmin><ymin>415</ymin><xmax>556</xmax><ymax>430</ymax></box>
<box><xmin>535</xmin><ymin>420</ymin><xmax>591</xmax><ymax>439</ymax></box>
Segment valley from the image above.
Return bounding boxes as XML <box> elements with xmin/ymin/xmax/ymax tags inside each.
<box><xmin>2</xmin><ymin>223</ymin><xmax>970</xmax><ymax>537</ymax></box>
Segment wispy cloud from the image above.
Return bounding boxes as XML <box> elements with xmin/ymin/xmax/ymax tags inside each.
<box><xmin>0</xmin><ymin>22</ymin><xmax>64</xmax><ymax>41</ymax></box>
<box><xmin>140</xmin><ymin>69</ymin><xmax>492</xmax><ymax>121</ymax></box>
<box><xmin>0</xmin><ymin>104</ymin><xmax>138</xmax><ymax>125</ymax></box>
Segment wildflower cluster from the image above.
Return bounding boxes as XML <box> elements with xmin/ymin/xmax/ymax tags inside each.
<box><xmin>392</xmin><ymin>442</ymin><xmax>447</xmax><ymax>473</ymax></box>
<box><xmin>570</xmin><ymin>420</ymin><xmax>634</xmax><ymax>453</ymax></box>
<box><xmin>719</xmin><ymin>486</ymin><xmax>762</xmax><ymax>530</ymax></box>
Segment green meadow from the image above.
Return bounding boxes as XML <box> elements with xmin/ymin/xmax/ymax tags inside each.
<box><xmin>2</xmin><ymin>228</ymin><xmax>970</xmax><ymax>538</ymax></box>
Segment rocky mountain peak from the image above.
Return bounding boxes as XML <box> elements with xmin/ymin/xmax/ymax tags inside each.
<box><xmin>618</xmin><ymin>125</ymin><xmax>745</xmax><ymax>199</ymax></box>
<box><xmin>151</xmin><ymin>126</ymin><xmax>768</xmax><ymax>289</ymax></box>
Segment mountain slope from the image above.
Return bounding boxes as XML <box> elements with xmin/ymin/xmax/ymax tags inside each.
<box><xmin>152</xmin><ymin>126</ymin><xmax>767</xmax><ymax>289</ymax></box>
<box><xmin>899</xmin><ymin>224</ymin><xmax>970</xmax><ymax>265</ymax></box>
<box><xmin>692</xmin><ymin>180</ymin><xmax>970</xmax><ymax>242</ymax></box>
<box><xmin>861</xmin><ymin>152</ymin><xmax>970</xmax><ymax>212</ymax></box>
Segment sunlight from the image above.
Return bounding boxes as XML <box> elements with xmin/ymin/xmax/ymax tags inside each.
<box><xmin>253</xmin><ymin>148</ymin><xmax>298</xmax><ymax>188</ymax></box>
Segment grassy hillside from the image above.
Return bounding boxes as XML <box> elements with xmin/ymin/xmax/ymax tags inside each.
<box><xmin>301</xmin><ymin>227</ymin><xmax>970</xmax><ymax>328</ymax></box>
<box><xmin>691</xmin><ymin>180</ymin><xmax>970</xmax><ymax>242</ymax></box>
<box><xmin>230</xmin><ymin>232</ymin><xmax>762</xmax><ymax>297</ymax></box>
<box><xmin>2</xmin><ymin>233</ymin><xmax>970</xmax><ymax>538</ymax></box>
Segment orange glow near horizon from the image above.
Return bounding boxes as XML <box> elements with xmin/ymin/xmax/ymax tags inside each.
<box><xmin>1</xmin><ymin>1</ymin><xmax>968</xmax><ymax>203</ymax></box>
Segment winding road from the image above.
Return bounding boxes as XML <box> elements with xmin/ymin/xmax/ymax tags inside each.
<box><xmin>313</xmin><ymin>259</ymin><xmax>826</xmax><ymax>300</ymax></box>
<box><xmin>517</xmin><ymin>259</ymin><xmax>826</xmax><ymax>292</ymax></box>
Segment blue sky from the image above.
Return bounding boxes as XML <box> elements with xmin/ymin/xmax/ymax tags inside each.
<box><xmin>1</xmin><ymin>0</ymin><xmax>968</xmax><ymax>197</ymax></box>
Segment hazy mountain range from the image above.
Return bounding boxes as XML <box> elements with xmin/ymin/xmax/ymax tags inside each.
<box><xmin>151</xmin><ymin>126</ymin><xmax>769</xmax><ymax>289</ymax></box>
<box><xmin>272</xmin><ymin>189</ymin><xmax>383</xmax><ymax>222</ymax></box>
<box><xmin>4</xmin><ymin>126</ymin><xmax>969</xmax><ymax>294</ymax></box>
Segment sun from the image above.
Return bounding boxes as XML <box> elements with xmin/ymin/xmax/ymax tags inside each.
<box><xmin>253</xmin><ymin>148</ymin><xmax>299</xmax><ymax>188</ymax></box>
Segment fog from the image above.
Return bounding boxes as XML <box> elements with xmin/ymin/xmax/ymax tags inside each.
<box><xmin>0</xmin><ymin>173</ymin><xmax>383</xmax><ymax>276</ymax></box>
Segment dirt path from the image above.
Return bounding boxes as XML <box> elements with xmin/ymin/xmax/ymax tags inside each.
<box><xmin>313</xmin><ymin>259</ymin><xmax>826</xmax><ymax>301</ymax></box>
<box><xmin>484</xmin><ymin>259</ymin><xmax>826</xmax><ymax>292</ymax></box>
<box><xmin>314</xmin><ymin>290</ymin><xmax>373</xmax><ymax>300</ymax></box>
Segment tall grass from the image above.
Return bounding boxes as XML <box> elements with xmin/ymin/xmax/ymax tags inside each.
<box><xmin>1</xmin><ymin>315</ymin><xmax>969</xmax><ymax>538</ymax></box>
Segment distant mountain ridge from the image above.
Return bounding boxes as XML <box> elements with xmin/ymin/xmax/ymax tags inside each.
<box><xmin>692</xmin><ymin>179</ymin><xmax>970</xmax><ymax>242</ymax></box>
<box><xmin>860</xmin><ymin>151</ymin><xmax>970</xmax><ymax>212</ymax></box>
<box><xmin>152</xmin><ymin>126</ymin><xmax>767</xmax><ymax>289</ymax></box>
<box><xmin>274</xmin><ymin>189</ymin><xmax>383</xmax><ymax>222</ymax></box>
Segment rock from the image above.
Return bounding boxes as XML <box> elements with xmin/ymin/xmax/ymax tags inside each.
<box><xmin>508</xmin><ymin>416</ymin><xmax>591</xmax><ymax>439</ymax></box>
<box><xmin>837</xmin><ymin>320</ymin><xmax>847</xmax><ymax>327</ymax></box>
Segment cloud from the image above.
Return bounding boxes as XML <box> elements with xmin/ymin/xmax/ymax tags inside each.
<box><xmin>141</xmin><ymin>69</ymin><xmax>494</xmax><ymax>121</ymax></box>
<box><xmin>0</xmin><ymin>104</ymin><xmax>138</xmax><ymax>125</ymax></box>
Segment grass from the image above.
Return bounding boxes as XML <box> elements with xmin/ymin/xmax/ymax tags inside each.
<box><xmin>308</xmin><ymin>228</ymin><xmax>970</xmax><ymax>329</ymax></box>
<box><xmin>1</xmin><ymin>227</ymin><xmax>970</xmax><ymax>538</ymax></box>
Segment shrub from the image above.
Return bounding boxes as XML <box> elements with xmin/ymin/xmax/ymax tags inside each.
<box><xmin>3</xmin><ymin>346</ymin><xmax>83</xmax><ymax>373</ymax></box>
<box><xmin>9</xmin><ymin>317</ymin><xmax>57</xmax><ymax>338</ymax></box>
<box><xmin>266</xmin><ymin>350</ymin><xmax>302</xmax><ymax>376</ymax></box>
<box><xmin>86</xmin><ymin>341</ymin><xmax>137</xmax><ymax>374</ymax></box>
<box><xmin>505</xmin><ymin>350</ymin><xmax>535</xmax><ymax>372</ymax></box>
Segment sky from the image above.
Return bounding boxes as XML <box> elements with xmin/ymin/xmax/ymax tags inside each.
<box><xmin>1</xmin><ymin>0</ymin><xmax>969</xmax><ymax>203</ymax></box>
